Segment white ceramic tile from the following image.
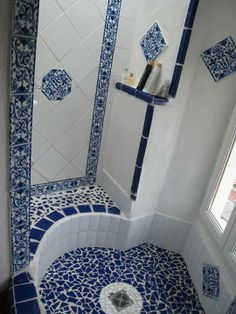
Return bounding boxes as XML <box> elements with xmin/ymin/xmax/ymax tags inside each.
<box><xmin>115</xmin><ymin>234</ymin><xmax>126</xmax><ymax>250</ymax></box>
<box><xmin>98</xmin><ymin>215</ymin><xmax>111</xmax><ymax>232</ymax></box>
<box><xmin>86</xmin><ymin>231</ymin><xmax>97</xmax><ymax>247</ymax></box>
<box><xmin>107</xmin><ymin>75</ymin><xmax>120</xmax><ymax>103</ymax></box>
<box><xmin>76</xmin><ymin>231</ymin><xmax>87</xmax><ymax>247</ymax></box>
<box><xmin>78</xmin><ymin>216</ymin><xmax>90</xmax><ymax>232</ymax></box>
<box><xmin>111</xmin><ymin>48</ymin><xmax>130</xmax><ymax>76</ymax></box>
<box><xmin>38</xmin><ymin>0</ymin><xmax>63</xmax><ymax>32</ymax></box>
<box><xmin>67</xmin><ymin>233</ymin><xmax>77</xmax><ymax>251</ymax></box>
<box><xmin>118</xmin><ymin>220</ymin><xmax>130</xmax><ymax>235</ymax></box>
<box><xmin>56</xmin><ymin>87</ymin><xmax>92</xmax><ymax>125</ymax></box>
<box><xmin>61</xmin><ymin>43</ymin><xmax>97</xmax><ymax>84</ymax></box>
<box><xmin>70</xmin><ymin>217</ymin><xmax>80</xmax><ymax>234</ymax></box>
<box><xmin>66</xmin><ymin>0</ymin><xmax>103</xmax><ymax>40</ymax></box>
<box><xmin>54</xmin><ymin>127</ymin><xmax>88</xmax><ymax>161</ymax></box>
<box><xmin>96</xmin><ymin>231</ymin><xmax>107</xmax><ymax>247</ymax></box>
<box><xmin>56</xmin><ymin>0</ymin><xmax>78</xmax><ymax>11</ymax></box>
<box><xmin>61</xmin><ymin>219</ymin><xmax>72</xmax><ymax>237</ymax></box>
<box><xmin>34</xmin><ymin>147</ymin><xmax>68</xmax><ymax>180</ymax></box>
<box><xmin>32</xmin><ymin>130</ymin><xmax>51</xmax><ymax>163</ymax></box>
<box><xmin>40</xmin><ymin>14</ymin><xmax>81</xmax><ymax>61</ymax></box>
<box><xmin>84</xmin><ymin>23</ymin><xmax>104</xmax><ymax>63</ymax></box>
<box><xmin>120</xmin><ymin>0</ymin><xmax>142</xmax><ymax>19</ymax></box>
<box><xmin>108</xmin><ymin>218</ymin><xmax>120</xmax><ymax>233</ymax></box>
<box><xmin>105</xmin><ymin>232</ymin><xmax>116</xmax><ymax>248</ymax></box>
<box><xmin>79</xmin><ymin>67</ymin><xmax>98</xmax><ymax>103</ymax></box>
<box><xmin>34</xmin><ymin>108</ymin><xmax>71</xmax><ymax>145</ymax></box>
<box><xmin>33</xmin><ymin>89</ymin><xmax>54</xmax><ymax>126</ymax></box>
<box><xmin>54</xmin><ymin>163</ymin><xmax>82</xmax><ymax>180</ymax></box>
<box><xmin>73</xmin><ymin>110</ymin><xmax>92</xmax><ymax>140</ymax></box>
<box><xmin>31</xmin><ymin>168</ymin><xmax>48</xmax><ymax>185</ymax></box>
<box><xmin>178</xmin><ymin>222</ymin><xmax>192</xmax><ymax>239</ymax></box>
<box><xmin>93</xmin><ymin>0</ymin><xmax>107</xmax><ymax>19</ymax></box>
<box><xmin>116</xmin><ymin>17</ymin><xmax>136</xmax><ymax>48</ymax></box>
<box><xmin>34</xmin><ymin>37</ymin><xmax>59</xmax><ymax>83</ymax></box>
<box><xmin>88</xmin><ymin>215</ymin><xmax>100</xmax><ymax>231</ymax></box>
<box><xmin>71</xmin><ymin>145</ymin><xmax>89</xmax><ymax>175</ymax></box>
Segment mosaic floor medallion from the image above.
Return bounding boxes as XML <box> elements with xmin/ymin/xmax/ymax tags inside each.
<box><xmin>100</xmin><ymin>282</ymin><xmax>142</xmax><ymax>313</ymax></box>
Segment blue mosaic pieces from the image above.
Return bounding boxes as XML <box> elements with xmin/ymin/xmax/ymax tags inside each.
<box><xmin>16</xmin><ymin>299</ymin><xmax>40</xmax><ymax>314</ymax></box>
<box><xmin>140</xmin><ymin>23</ymin><xmax>167</xmax><ymax>61</ymax></box>
<box><xmin>40</xmin><ymin>244</ymin><xmax>204</xmax><ymax>313</ymax></box>
<box><xmin>227</xmin><ymin>296</ymin><xmax>236</xmax><ymax>314</ymax></box>
<box><xmin>203</xmin><ymin>264</ymin><xmax>220</xmax><ymax>298</ymax></box>
<box><xmin>93</xmin><ymin>204</ymin><xmax>106</xmax><ymax>213</ymax></box>
<box><xmin>14</xmin><ymin>283</ymin><xmax>37</xmax><ymax>303</ymax></box>
<box><xmin>35</xmin><ymin>218</ymin><xmax>53</xmax><ymax>231</ymax></box>
<box><xmin>42</xmin><ymin>69</ymin><xmax>72</xmax><ymax>101</ymax></box>
<box><xmin>78</xmin><ymin>205</ymin><xmax>92</xmax><ymax>213</ymax></box>
<box><xmin>201</xmin><ymin>36</ymin><xmax>236</xmax><ymax>82</ymax></box>
<box><xmin>108</xmin><ymin>206</ymin><xmax>121</xmax><ymax>215</ymax></box>
<box><xmin>62</xmin><ymin>206</ymin><xmax>77</xmax><ymax>216</ymax></box>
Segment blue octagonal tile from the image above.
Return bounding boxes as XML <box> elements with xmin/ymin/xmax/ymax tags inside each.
<box><xmin>42</xmin><ymin>69</ymin><xmax>72</xmax><ymax>101</ymax></box>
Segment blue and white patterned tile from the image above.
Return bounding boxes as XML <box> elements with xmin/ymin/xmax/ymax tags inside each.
<box><xmin>10</xmin><ymin>94</ymin><xmax>33</xmax><ymax>146</ymax></box>
<box><xmin>227</xmin><ymin>296</ymin><xmax>236</xmax><ymax>314</ymax></box>
<box><xmin>203</xmin><ymin>264</ymin><xmax>220</xmax><ymax>298</ymax></box>
<box><xmin>11</xmin><ymin>187</ymin><xmax>30</xmax><ymax>209</ymax></box>
<box><xmin>10</xmin><ymin>144</ymin><xmax>31</xmax><ymax>190</ymax></box>
<box><xmin>12</xmin><ymin>223</ymin><xmax>30</xmax><ymax>272</ymax></box>
<box><xmin>39</xmin><ymin>244</ymin><xmax>204</xmax><ymax>314</ymax></box>
<box><xmin>11</xmin><ymin>36</ymin><xmax>36</xmax><ymax>94</ymax></box>
<box><xmin>201</xmin><ymin>36</ymin><xmax>236</xmax><ymax>82</ymax></box>
<box><xmin>13</xmin><ymin>0</ymin><xmax>39</xmax><ymax>36</ymax></box>
<box><xmin>140</xmin><ymin>23</ymin><xmax>167</xmax><ymax>61</ymax></box>
<box><xmin>42</xmin><ymin>69</ymin><xmax>72</xmax><ymax>101</ymax></box>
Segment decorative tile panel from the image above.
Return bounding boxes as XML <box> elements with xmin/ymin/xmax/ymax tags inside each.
<box><xmin>42</xmin><ymin>69</ymin><xmax>72</xmax><ymax>101</ymax></box>
<box><xmin>10</xmin><ymin>94</ymin><xmax>33</xmax><ymax>146</ymax></box>
<box><xmin>201</xmin><ymin>36</ymin><xmax>236</xmax><ymax>82</ymax></box>
<box><xmin>203</xmin><ymin>264</ymin><xmax>220</xmax><ymax>298</ymax></box>
<box><xmin>140</xmin><ymin>23</ymin><xmax>167</xmax><ymax>61</ymax></box>
<box><xmin>11</xmin><ymin>36</ymin><xmax>36</xmax><ymax>94</ymax></box>
<box><xmin>13</xmin><ymin>0</ymin><xmax>39</xmax><ymax>36</ymax></box>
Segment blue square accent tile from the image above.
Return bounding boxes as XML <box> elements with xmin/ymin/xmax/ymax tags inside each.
<box><xmin>201</xmin><ymin>36</ymin><xmax>236</xmax><ymax>82</ymax></box>
<box><xmin>16</xmin><ymin>299</ymin><xmax>40</xmax><ymax>314</ymax></box>
<box><xmin>62</xmin><ymin>206</ymin><xmax>77</xmax><ymax>216</ymax></box>
<box><xmin>10</xmin><ymin>144</ymin><xmax>31</xmax><ymax>190</ymax></box>
<box><xmin>14</xmin><ymin>283</ymin><xmax>37</xmax><ymax>303</ymax></box>
<box><xmin>30</xmin><ymin>241</ymin><xmax>39</xmax><ymax>254</ymax></box>
<box><xmin>227</xmin><ymin>296</ymin><xmax>236</xmax><ymax>314</ymax></box>
<box><xmin>10</xmin><ymin>94</ymin><xmax>33</xmax><ymax>146</ymax></box>
<box><xmin>13</xmin><ymin>0</ymin><xmax>39</xmax><ymax>36</ymax></box>
<box><xmin>142</xmin><ymin>105</ymin><xmax>154</xmax><ymax>138</ymax></box>
<box><xmin>30</xmin><ymin>228</ymin><xmax>44</xmax><ymax>241</ymax></box>
<box><xmin>42</xmin><ymin>69</ymin><xmax>72</xmax><ymax>101</ymax></box>
<box><xmin>184</xmin><ymin>0</ymin><xmax>199</xmax><ymax>29</ymax></box>
<box><xmin>47</xmin><ymin>211</ymin><xmax>64</xmax><ymax>222</ymax></box>
<box><xmin>169</xmin><ymin>65</ymin><xmax>183</xmax><ymax>98</ymax></box>
<box><xmin>108</xmin><ymin>207</ymin><xmax>121</xmax><ymax>215</ymax></box>
<box><xmin>11</xmin><ymin>36</ymin><xmax>36</xmax><ymax>94</ymax></box>
<box><xmin>78</xmin><ymin>205</ymin><xmax>92</xmax><ymax>213</ymax></box>
<box><xmin>35</xmin><ymin>218</ymin><xmax>53</xmax><ymax>231</ymax></box>
<box><xmin>131</xmin><ymin>166</ymin><xmax>142</xmax><ymax>195</ymax></box>
<box><xmin>176</xmin><ymin>29</ymin><xmax>192</xmax><ymax>65</ymax></box>
<box><xmin>136</xmin><ymin>137</ymin><xmax>148</xmax><ymax>168</ymax></box>
<box><xmin>92</xmin><ymin>204</ymin><xmax>106</xmax><ymax>213</ymax></box>
<box><xmin>13</xmin><ymin>272</ymin><xmax>32</xmax><ymax>286</ymax></box>
<box><xmin>140</xmin><ymin>23</ymin><xmax>167</xmax><ymax>61</ymax></box>
<box><xmin>203</xmin><ymin>264</ymin><xmax>220</xmax><ymax>298</ymax></box>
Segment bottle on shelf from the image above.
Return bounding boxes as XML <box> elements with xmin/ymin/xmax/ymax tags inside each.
<box><xmin>122</xmin><ymin>67</ymin><xmax>129</xmax><ymax>84</ymax></box>
<box><xmin>136</xmin><ymin>61</ymin><xmax>154</xmax><ymax>91</ymax></box>
<box><xmin>143</xmin><ymin>62</ymin><xmax>162</xmax><ymax>95</ymax></box>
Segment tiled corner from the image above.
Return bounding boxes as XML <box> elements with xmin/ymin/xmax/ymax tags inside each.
<box><xmin>140</xmin><ymin>23</ymin><xmax>167</xmax><ymax>61</ymax></box>
<box><xmin>42</xmin><ymin>69</ymin><xmax>72</xmax><ymax>101</ymax></box>
<box><xmin>203</xmin><ymin>264</ymin><xmax>220</xmax><ymax>298</ymax></box>
<box><xmin>201</xmin><ymin>36</ymin><xmax>236</xmax><ymax>82</ymax></box>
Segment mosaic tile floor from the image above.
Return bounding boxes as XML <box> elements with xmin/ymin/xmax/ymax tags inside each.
<box><xmin>40</xmin><ymin>244</ymin><xmax>204</xmax><ymax>314</ymax></box>
<box><xmin>30</xmin><ymin>186</ymin><xmax>119</xmax><ymax>226</ymax></box>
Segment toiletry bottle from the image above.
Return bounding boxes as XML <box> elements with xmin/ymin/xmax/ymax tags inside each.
<box><xmin>156</xmin><ymin>80</ymin><xmax>170</xmax><ymax>98</ymax></box>
<box><xmin>122</xmin><ymin>67</ymin><xmax>129</xmax><ymax>84</ymax></box>
<box><xmin>126</xmin><ymin>72</ymin><xmax>136</xmax><ymax>87</ymax></box>
<box><xmin>143</xmin><ymin>62</ymin><xmax>162</xmax><ymax>95</ymax></box>
<box><xmin>137</xmin><ymin>61</ymin><xmax>154</xmax><ymax>91</ymax></box>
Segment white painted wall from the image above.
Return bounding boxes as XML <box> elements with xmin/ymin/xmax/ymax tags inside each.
<box><xmin>0</xmin><ymin>0</ymin><xmax>11</xmax><ymax>291</ymax></box>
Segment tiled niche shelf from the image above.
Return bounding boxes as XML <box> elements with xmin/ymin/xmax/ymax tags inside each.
<box><xmin>115</xmin><ymin>82</ymin><xmax>169</xmax><ymax>105</ymax></box>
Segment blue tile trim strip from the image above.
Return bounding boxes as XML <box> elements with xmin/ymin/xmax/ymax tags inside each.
<box><xmin>10</xmin><ymin>0</ymin><xmax>39</xmax><ymax>273</ymax></box>
<box><xmin>169</xmin><ymin>65</ymin><xmax>183</xmax><ymax>98</ymax></box>
<box><xmin>176</xmin><ymin>29</ymin><xmax>192</xmax><ymax>65</ymax></box>
<box><xmin>203</xmin><ymin>264</ymin><xmax>220</xmax><ymax>298</ymax></box>
<box><xmin>184</xmin><ymin>0</ymin><xmax>200</xmax><ymax>29</ymax></box>
<box><xmin>115</xmin><ymin>82</ymin><xmax>169</xmax><ymax>105</ymax></box>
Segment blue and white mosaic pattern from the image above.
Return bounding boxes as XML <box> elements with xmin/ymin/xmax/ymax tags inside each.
<box><xmin>42</xmin><ymin>69</ymin><xmax>72</xmax><ymax>101</ymax></box>
<box><xmin>227</xmin><ymin>296</ymin><xmax>236</xmax><ymax>314</ymax></box>
<box><xmin>40</xmin><ymin>243</ymin><xmax>204</xmax><ymax>313</ymax></box>
<box><xmin>140</xmin><ymin>23</ymin><xmax>167</xmax><ymax>61</ymax></box>
<box><xmin>201</xmin><ymin>36</ymin><xmax>236</xmax><ymax>82</ymax></box>
<box><xmin>203</xmin><ymin>264</ymin><xmax>220</xmax><ymax>298</ymax></box>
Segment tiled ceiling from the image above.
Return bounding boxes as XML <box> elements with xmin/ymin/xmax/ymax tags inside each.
<box><xmin>32</xmin><ymin>0</ymin><xmax>107</xmax><ymax>184</ymax></box>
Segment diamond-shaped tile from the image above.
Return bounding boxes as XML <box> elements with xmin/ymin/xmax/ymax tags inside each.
<box><xmin>203</xmin><ymin>264</ymin><xmax>220</xmax><ymax>298</ymax></box>
<box><xmin>140</xmin><ymin>23</ymin><xmax>167</xmax><ymax>61</ymax></box>
<box><xmin>42</xmin><ymin>69</ymin><xmax>72</xmax><ymax>101</ymax></box>
<box><xmin>201</xmin><ymin>36</ymin><xmax>236</xmax><ymax>81</ymax></box>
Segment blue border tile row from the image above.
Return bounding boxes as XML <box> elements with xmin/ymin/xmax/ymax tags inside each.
<box><xmin>29</xmin><ymin>204</ymin><xmax>121</xmax><ymax>257</ymax></box>
<box><xmin>10</xmin><ymin>272</ymin><xmax>40</xmax><ymax>314</ymax></box>
<box><xmin>170</xmin><ymin>0</ymin><xmax>199</xmax><ymax>98</ymax></box>
<box><xmin>10</xmin><ymin>0</ymin><xmax>39</xmax><ymax>273</ymax></box>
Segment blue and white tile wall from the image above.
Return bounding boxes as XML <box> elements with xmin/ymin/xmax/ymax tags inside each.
<box><xmin>10</xmin><ymin>0</ymin><xmax>122</xmax><ymax>272</ymax></box>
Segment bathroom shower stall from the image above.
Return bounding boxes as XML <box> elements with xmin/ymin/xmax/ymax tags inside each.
<box><xmin>9</xmin><ymin>0</ymin><xmax>236</xmax><ymax>313</ymax></box>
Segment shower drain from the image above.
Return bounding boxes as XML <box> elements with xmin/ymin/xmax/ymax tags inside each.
<box><xmin>100</xmin><ymin>282</ymin><xmax>143</xmax><ymax>313</ymax></box>
<box><xmin>109</xmin><ymin>290</ymin><xmax>134</xmax><ymax>311</ymax></box>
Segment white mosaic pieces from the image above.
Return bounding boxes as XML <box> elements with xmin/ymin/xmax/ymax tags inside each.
<box><xmin>100</xmin><ymin>282</ymin><xmax>143</xmax><ymax>314</ymax></box>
